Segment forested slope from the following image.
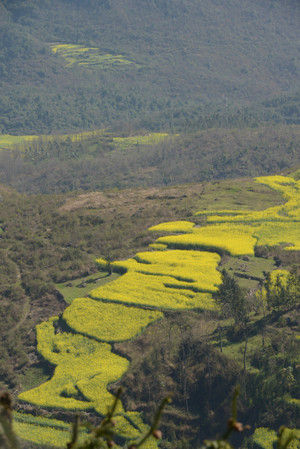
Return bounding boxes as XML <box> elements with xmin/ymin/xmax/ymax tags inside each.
<box><xmin>0</xmin><ymin>0</ymin><xmax>300</xmax><ymax>134</ymax></box>
<box><xmin>1</xmin><ymin>125</ymin><xmax>300</xmax><ymax>194</ymax></box>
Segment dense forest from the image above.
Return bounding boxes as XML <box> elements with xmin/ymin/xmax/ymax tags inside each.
<box><xmin>0</xmin><ymin>0</ymin><xmax>300</xmax><ymax>135</ymax></box>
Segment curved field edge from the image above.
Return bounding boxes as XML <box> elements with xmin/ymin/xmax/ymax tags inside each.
<box><xmin>150</xmin><ymin>176</ymin><xmax>300</xmax><ymax>254</ymax></box>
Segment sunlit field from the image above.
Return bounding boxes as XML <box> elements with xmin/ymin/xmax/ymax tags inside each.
<box><xmin>17</xmin><ymin>174</ymin><xmax>299</xmax><ymax>446</ymax></box>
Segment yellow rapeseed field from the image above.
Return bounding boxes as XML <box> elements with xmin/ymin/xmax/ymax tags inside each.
<box><xmin>155</xmin><ymin>224</ymin><xmax>257</xmax><ymax>256</ymax></box>
<box><xmin>90</xmin><ymin>271</ymin><xmax>217</xmax><ymax>310</ymax></box>
<box><xmin>149</xmin><ymin>221</ymin><xmax>196</xmax><ymax>233</ymax></box>
<box><xmin>63</xmin><ymin>298</ymin><xmax>163</xmax><ymax>341</ymax></box>
<box><xmin>19</xmin><ymin>319</ymin><xmax>128</xmax><ymax>414</ymax></box>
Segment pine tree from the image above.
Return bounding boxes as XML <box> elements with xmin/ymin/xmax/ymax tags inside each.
<box><xmin>216</xmin><ymin>269</ymin><xmax>247</xmax><ymax>325</ymax></box>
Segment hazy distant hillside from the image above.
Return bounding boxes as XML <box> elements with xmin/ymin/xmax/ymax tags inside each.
<box><xmin>0</xmin><ymin>0</ymin><xmax>300</xmax><ymax>134</ymax></box>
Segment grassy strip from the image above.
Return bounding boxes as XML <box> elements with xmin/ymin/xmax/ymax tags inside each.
<box><xmin>113</xmin><ymin>133</ymin><xmax>170</xmax><ymax>150</ymax></box>
<box><xmin>14</xmin><ymin>412</ymin><xmax>70</xmax><ymax>430</ymax></box>
<box><xmin>57</xmin><ymin>272</ymin><xmax>120</xmax><ymax>304</ymax></box>
<box><xmin>14</xmin><ymin>421</ymin><xmax>73</xmax><ymax>448</ymax></box>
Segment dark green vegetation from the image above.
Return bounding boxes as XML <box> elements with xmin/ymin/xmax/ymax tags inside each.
<box><xmin>0</xmin><ymin>0</ymin><xmax>300</xmax><ymax>135</ymax></box>
<box><xmin>1</xmin><ymin>124</ymin><xmax>300</xmax><ymax>194</ymax></box>
<box><xmin>1</xmin><ymin>0</ymin><xmax>300</xmax><ymax>196</ymax></box>
<box><xmin>115</xmin><ymin>289</ymin><xmax>299</xmax><ymax>448</ymax></box>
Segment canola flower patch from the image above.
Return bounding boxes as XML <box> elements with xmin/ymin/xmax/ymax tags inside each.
<box><xmin>148</xmin><ymin>221</ymin><xmax>196</xmax><ymax>233</ymax></box>
<box><xmin>14</xmin><ymin>421</ymin><xmax>73</xmax><ymax>448</ymax></box>
<box><xmin>132</xmin><ymin>250</ymin><xmax>221</xmax><ymax>292</ymax></box>
<box><xmin>63</xmin><ymin>298</ymin><xmax>163</xmax><ymax>342</ymax></box>
<box><xmin>94</xmin><ymin>249</ymin><xmax>221</xmax><ymax>309</ymax></box>
<box><xmin>269</xmin><ymin>269</ymin><xmax>290</xmax><ymax>285</ymax></box>
<box><xmin>97</xmin><ymin>250</ymin><xmax>222</xmax><ymax>293</ymax></box>
<box><xmin>19</xmin><ymin>319</ymin><xmax>128</xmax><ymax>414</ymax></box>
<box><xmin>154</xmin><ymin>224</ymin><xmax>257</xmax><ymax>256</ymax></box>
<box><xmin>288</xmin><ymin>398</ymin><xmax>300</xmax><ymax>408</ymax></box>
<box><xmin>195</xmin><ymin>175</ymin><xmax>300</xmax><ymax>224</ymax></box>
<box><xmin>0</xmin><ymin>134</ymin><xmax>39</xmax><ymax>150</ymax></box>
<box><xmin>204</xmin><ymin>206</ymin><xmax>289</xmax><ymax>223</ymax></box>
<box><xmin>252</xmin><ymin>428</ymin><xmax>277</xmax><ymax>449</ymax></box>
<box><xmin>90</xmin><ymin>270</ymin><xmax>216</xmax><ymax>310</ymax></box>
<box><xmin>253</xmin><ymin>222</ymin><xmax>300</xmax><ymax>250</ymax></box>
<box><xmin>192</xmin><ymin>175</ymin><xmax>300</xmax><ymax>251</ymax></box>
<box><xmin>50</xmin><ymin>43</ymin><xmax>135</xmax><ymax>69</ymax></box>
<box><xmin>113</xmin><ymin>415</ymin><xmax>143</xmax><ymax>439</ymax></box>
<box><xmin>0</xmin><ymin>129</ymin><xmax>106</xmax><ymax>152</ymax></box>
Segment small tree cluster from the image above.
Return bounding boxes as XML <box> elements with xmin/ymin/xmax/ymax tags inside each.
<box><xmin>265</xmin><ymin>269</ymin><xmax>299</xmax><ymax>311</ymax></box>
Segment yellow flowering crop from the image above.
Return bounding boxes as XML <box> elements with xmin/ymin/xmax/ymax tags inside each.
<box><xmin>93</xmin><ymin>249</ymin><xmax>221</xmax><ymax>310</ymax></box>
<box><xmin>19</xmin><ymin>319</ymin><xmax>128</xmax><ymax>414</ymax></box>
<box><xmin>254</xmin><ymin>222</ymin><xmax>300</xmax><ymax>250</ymax></box>
<box><xmin>90</xmin><ymin>270</ymin><xmax>216</xmax><ymax>310</ymax></box>
<box><xmin>252</xmin><ymin>428</ymin><xmax>278</xmax><ymax>449</ymax></box>
<box><xmin>269</xmin><ymin>269</ymin><xmax>290</xmax><ymax>285</ymax></box>
<box><xmin>50</xmin><ymin>43</ymin><xmax>134</xmax><ymax>69</ymax></box>
<box><xmin>63</xmin><ymin>298</ymin><xmax>163</xmax><ymax>342</ymax></box>
<box><xmin>192</xmin><ymin>175</ymin><xmax>300</xmax><ymax>251</ymax></box>
<box><xmin>0</xmin><ymin>134</ymin><xmax>39</xmax><ymax>150</ymax></box>
<box><xmin>149</xmin><ymin>221</ymin><xmax>196</xmax><ymax>233</ymax></box>
<box><xmin>14</xmin><ymin>421</ymin><xmax>73</xmax><ymax>448</ymax></box>
<box><xmin>133</xmin><ymin>250</ymin><xmax>221</xmax><ymax>290</ymax></box>
<box><xmin>155</xmin><ymin>224</ymin><xmax>257</xmax><ymax>256</ymax></box>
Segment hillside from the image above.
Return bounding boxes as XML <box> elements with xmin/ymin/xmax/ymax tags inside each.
<box><xmin>0</xmin><ymin>173</ymin><xmax>299</xmax><ymax>448</ymax></box>
<box><xmin>0</xmin><ymin>1</ymin><xmax>299</xmax><ymax>448</ymax></box>
<box><xmin>0</xmin><ymin>0</ymin><xmax>300</xmax><ymax>134</ymax></box>
<box><xmin>0</xmin><ymin>124</ymin><xmax>300</xmax><ymax>194</ymax></box>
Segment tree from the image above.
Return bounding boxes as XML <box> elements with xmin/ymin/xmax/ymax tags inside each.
<box><xmin>265</xmin><ymin>269</ymin><xmax>300</xmax><ymax>311</ymax></box>
<box><xmin>216</xmin><ymin>269</ymin><xmax>247</xmax><ymax>326</ymax></box>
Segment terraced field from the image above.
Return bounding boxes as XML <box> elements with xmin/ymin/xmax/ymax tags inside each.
<box><xmin>50</xmin><ymin>44</ymin><xmax>137</xmax><ymax>69</ymax></box>
<box><xmin>16</xmin><ymin>174</ymin><xmax>300</xmax><ymax>447</ymax></box>
<box><xmin>0</xmin><ymin>129</ymin><xmax>106</xmax><ymax>151</ymax></box>
<box><xmin>0</xmin><ymin>130</ymin><xmax>171</xmax><ymax>152</ymax></box>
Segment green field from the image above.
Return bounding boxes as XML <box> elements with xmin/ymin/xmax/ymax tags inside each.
<box><xmin>56</xmin><ymin>271</ymin><xmax>120</xmax><ymax>304</ymax></box>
